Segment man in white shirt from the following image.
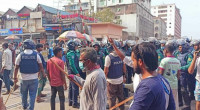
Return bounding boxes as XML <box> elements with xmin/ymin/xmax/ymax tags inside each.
<box><xmin>1</xmin><ymin>43</ymin><xmax>15</xmax><ymax>95</ymax></box>
<box><xmin>188</xmin><ymin>49</ymin><xmax>200</xmax><ymax>110</ymax></box>
<box><xmin>13</xmin><ymin>39</ymin><xmax>45</xmax><ymax>110</ymax></box>
<box><xmin>104</xmin><ymin>41</ymin><xmax>126</xmax><ymax>110</ymax></box>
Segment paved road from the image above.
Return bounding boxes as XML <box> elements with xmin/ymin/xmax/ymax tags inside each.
<box><xmin>2</xmin><ymin>79</ymin><xmax>196</xmax><ymax>110</ymax></box>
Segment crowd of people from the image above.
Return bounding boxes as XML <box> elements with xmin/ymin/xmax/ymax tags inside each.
<box><xmin>0</xmin><ymin>36</ymin><xmax>199</xmax><ymax>110</ymax></box>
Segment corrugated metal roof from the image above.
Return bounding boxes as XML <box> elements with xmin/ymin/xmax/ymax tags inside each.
<box><xmin>9</xmin><ymin>8</ymin><xmax>19</xmax><ymax>13</ymax></box>
<box><xmin>39</xmin><ymin>4</ymin><xmax>70</xmax><ymax>15</ymax></box>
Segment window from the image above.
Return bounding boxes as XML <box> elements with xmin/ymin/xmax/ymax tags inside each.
<box><xmin>155</xmin><ymin>33</ymin><xmax>158</xmax><ymax>37</ymax></box>
<box><xmin>169</xmin><ymin>26</ymin><xmax>171</xmax><ymax>28</ymax></box>
<box><xmin>155</xmin><ymin>26</ymin><xmax>159</xmax><ymax>31</ymax></box>
<box><xmin>158</xmin><ymin>10</ymin><xmax>167</xmax><ymax>13</ymax></box>
<box><xmin>156</xmin><ymin>20</ymin><xmax>159</xmax><ymax>24</ymax></box>
<box><xmin>158</xmin><ymin>6</ymin><xmax>167</xmax><ymax>9</ymax></box>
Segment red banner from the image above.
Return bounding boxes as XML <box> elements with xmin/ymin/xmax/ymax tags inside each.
<box><xmin>60</xmin><ymin>13</ymin><xmax>96</xmax><ymax>21</ymax></box>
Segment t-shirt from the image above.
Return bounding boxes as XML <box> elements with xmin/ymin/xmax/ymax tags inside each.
<box><xmin>47</xmin><ymin>57</ymin><xmax>65</xmax><ymax>87</ymax></box>
<box><xmin>195</xmin><ymin>57</ymin><xmax>200</xmax><ymax>82</ymax></box>
<box><xmin>15</xmin><ymin>49</ymin><xmax>42</xmax><ymax>80</ymax></box>
<box><xmin>159</xmin><ymin>56</ymin><xmax>181</xmax><ymax>89</ymax></box>
<box><xmin>129</xmin><ymin>75</ymin><xmax>175</xmax><ymax>110</ymax></box>
<box><xmin>41</xmin><ymin>49</ymin><xmax>48</xmax><ymax>62</ymax></box>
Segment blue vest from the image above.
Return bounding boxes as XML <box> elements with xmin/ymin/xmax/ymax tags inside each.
<box><xmin>177</xmin><ymin>52</ymin><xmax>188</xmax><ymax>66</ymax></box>
<box><xmin>19</xmin><ymin>51</ymin><xmax>39</xmax><ymax>74</ymax></box>
<box><xmin>107</xmin><ymin>54</ymin><xmax>123</xmax><ymax>79</ymax></box>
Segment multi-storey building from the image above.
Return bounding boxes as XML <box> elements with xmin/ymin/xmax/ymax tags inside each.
<box><xmin>153</xmin><ymin>17</ymin><xmax>167</xmax><ymax>40</ymax></box>
<box><xmin>151</xmin><ymin>4</ymin><xmax>182</xmax><ymax>39</ymax></box>
<box><xmin>64</xmin><ymin>0</ymin><xmax>154</xmax><ymax>40</ymax></box>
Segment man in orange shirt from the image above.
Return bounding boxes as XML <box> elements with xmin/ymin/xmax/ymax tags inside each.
<box><xmin>47</xmin><ymin>47</ymin><xmax>67</xmax><ymax>110</ymax></box>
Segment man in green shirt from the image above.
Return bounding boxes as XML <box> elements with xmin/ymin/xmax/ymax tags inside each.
<box><xmin>66</xmin><ymin>40</ymin><xmax>81</xmax><ymax>108</ymax></box>
<box><xmin>159</xmin><ymin>44</ymin><xmax>181</xmax><ymax>109</ymax></box>
<box><xmin>175</xmin><ymin>39</ymin><xmax>193</xmax><ymax>109</ymax></box>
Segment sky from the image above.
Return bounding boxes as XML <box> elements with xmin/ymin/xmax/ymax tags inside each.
<box><xmin>0</xmin><ymin>0</ymin><xmax>199</xmax><ymax>39</ymax></box>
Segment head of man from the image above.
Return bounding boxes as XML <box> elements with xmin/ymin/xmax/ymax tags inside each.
<box><xmin>191</xmin><ymin>40</ymin><xmax>200</xmax><ymax>51</ymax></box>
<box><xmin>2</xmin><ymin>43</ymin><xmax>8</xmax><ymax>50</ymax></box>
<box><xmin>163</xmin><ymin>44</ymin><xmax>176</xmax><ymax>57</ymax></box>
<box><xmin>131</xmin><ymin>42</ymin><xmax>158</xmax><ymax>75</ymax></box>
<box><xmin>80</xmin><ymin>47</ymin><xmax>97</xmax><ymax>71</ymax></box>
<box><xmin>44</xmin><ymin>43</ymin><xmax>49</xmax><ymax>49</ymax></box>
<box><xmin>53</xmin><ymin>47</ymin><xmax>62</xmax><ymax>58</ymax></box>
<box><xmin>36</xmin><ymin>44</ymin><xmax>43</xmax><ymax>52</ymax></box>
<box><xmin>23</xmin><ymin>39</ymin><xmax>35</xmax><ymax>50</ymax></box>
<box><xmin>8</xmin><ymin>43</ymin><xmax>14</xmax><ymax>50</ymax></box>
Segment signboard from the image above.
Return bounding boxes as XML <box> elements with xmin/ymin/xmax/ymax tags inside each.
<box><xmin>30</xmin><ymin>12</ymin><xmax>42</xmax><ymax>19</ymax></box>
<box><xmin>45</xmin><ymin>26</ymin><xmax>71</xmax><ymax>31</ymax></box>
<box><xmin>18</xmin><ymin>13</ymin><xmax>30</xmax><ymax>20</ymax></box>
<box><xmin>0</xmin><ymin>28</ymin><xmax>23</xmax><ymax>36</ymax></box>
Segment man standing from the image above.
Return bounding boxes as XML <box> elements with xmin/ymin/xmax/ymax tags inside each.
<box><xmin>67</xmin><ymin>40</ymin><xmax>81</xmax><ymax>108</ymax></box>
<box><xmin>174</xmin><ymin>39</ymin><xmax>193</xmax><ymax>109</ymax></box>
<box><xmin>14</xmin><ymin>39</ymin><xmax>45</xmax><ymax>110</ymax></box>
<box><xmin>104</xmin><ymin>41</ymin><xmax>126</xmax><ymax>110</ymax></box>
<box><xmin>188</xmin><ymin>48</ymin><xmax>200</xmax><ymax>110</ymax></box>
<box><xmin>159</xmin><ymin>44</ymin><xmax>181</xmax><ymax>109</ymax></box>
<box><xmin>8</xmin><ymin>43</ymin><xmax>16</xmax><ymax>79</ymax></box>
<box><xmin>36</xmin><ymin>44</ymin><xmax>47</xmax><ymax>103</ymax></box>
<box><xmin>47</xmin><ymin>47</ymin><xmax>67</xmax><ymax>110</ymax></box>
<box><xmin>68</xmin><ymin>47</ymin><xmax>107</xmax><ymax>110</ymax></box>
<box><xmin>129</xmin><ymin>42</ymin><xmax>175</xmax><ymax>110</ymax></box>
<box><xmin>1</xmin><ymin>43</ymin><xmax>15</xmax><ymax>95</ymax></box>
<box><xmin>92</xmin><ymin>42</ymin><xmax>105</xmax><ymax>70</ymax></box>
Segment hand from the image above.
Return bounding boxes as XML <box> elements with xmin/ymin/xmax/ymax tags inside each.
<box><xmin>193</xmin><ymin>51</ymin><xmax>200</xmax><ymax>59</ymax></box>
<box><xmin>0</xmin><ymin>69</ymin><xmax>4</xmax><ymax>74</ymax></box>
<box><xmin>107</xmin><ymin>35</ymin><xmax>114</xmax><ymax>45</ymax></box>
<box><xmin>68</xmin><ymin>74</ymin><xmax>75</xmax><ymax>80</ymax></box>
<box><xmin>76</xmin><ymin>74</ymin><xmax>80</xmax><ymax>77</ymax></box>
<box><xmin>64</xmin><ymin>84</ymin><xmax>67</xmax><ymax>90</ymax></box>
<box><xmin>14</xmin><ymin>78</ymin><xmax>18</xmax><ymax>84</ymax></box>
<box><xmin>43</xmin><ymin>73</ymin><xmax>47</xmax><ymax>78</ymax></box>
<box><xmin>123</xmin><ymin>77</ymin><xmax>126</xmax><ymax>83</ymax></box>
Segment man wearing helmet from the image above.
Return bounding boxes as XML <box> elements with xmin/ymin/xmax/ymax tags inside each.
<box><xmin>92</xmin><ymin>42</ymin><xmax>105</xmax><ymax>70</ymax></box>
<box><xmin>174</xmin><ymin>39</ymin><xmax>193</xmax><ymax>109</ymax></box>
<box><xmin>13</xmin><ymin>39</ymin><xmax>45</xmax><ymax>110</ymax></box>
<box><xmin>148</xmin><ymin>37</ymin><xmax>164</xmax><ymax>65</ymax></box>
<box><xmin>66</xmin><ymin>40</ymin><xmax>81</xmax><ymax>108</ymax></box>
<box><xmin>104</xmin><ymin>40</ymin><xmax>126</xmax><ymax>110</ymax></box>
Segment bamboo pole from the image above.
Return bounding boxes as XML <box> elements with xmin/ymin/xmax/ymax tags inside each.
<box><xmin>109</xmin><ymin>96</ymin><xmax>134</xmax><ymax>110</ymax></box>
<box><xmin>49</xmin><ymin>58</ymin><xmax>83</xmax><ymax>90</ymax></box>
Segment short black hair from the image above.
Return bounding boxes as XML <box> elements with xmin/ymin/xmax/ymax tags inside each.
<box><xmin>36</xmin><ymin>44</ymin><xmax>43</xmax><ymax>49</ymax></box>
<box><xmin>2</xmin><ymin>43</ymin><xmax>8</xmax><ymax>48</ymax></box>
<box><xmin>53</xmin><ymin>47</ymin><xmax>62</xmax><ymax>56</ymax></box>
<box><xmin>132</xmin><ymin>42</ymin><xmax>158</xmax><ymax>72</ymax></box>
<box><xmin>165</xmin><ymin>44</ymin><xmax>176</xmax><ymax>53</ymax></box>
<box><xmin>45</xmin><ymin>43</ymin><xmax>49</xmax><ymax>46</ymax></box>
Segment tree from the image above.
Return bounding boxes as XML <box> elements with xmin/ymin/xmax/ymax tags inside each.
<box><xmin>93</xmin><ymin>8</ymin><xmax>115</xmax><ymax>22</ymax></box>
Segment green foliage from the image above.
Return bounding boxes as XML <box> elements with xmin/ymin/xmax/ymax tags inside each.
<box><xmin>94</xmin><ymin>8</ymin><xmax>115</xmax><ymax>22</ymax></box>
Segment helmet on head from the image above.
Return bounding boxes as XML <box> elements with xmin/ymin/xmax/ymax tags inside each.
<box><xmin>67</xmin><ymin>40</ymin><xmax>76</xmax><ymax>50</ymax></box>
<box><xmin>148</xmin><ymin>37</ymin><xmax>157</xmax><ymax>44</ymax></box>
<box><xmin>127</xmin><ymin>40</ymin><xmax>136</xmax><ymax>47</ymax></box>
<box><xmin>160</xmin><ymin>40</ymin><xmax>167</xmax><ymax>44</ymax></box>
<box><xmin>166</xmin><ymin>39</ymin><xmax>177</xmax><ymax>48</ymax></box>
<box><xmin>107</xmin><ymin>40</ymin><xmax>121</xmax><ymax>53</ymax></box>
<box><xmin>190</xmin><ymin>40</ymin><xmax>200</xmax><ymax>46</ymax></box>
<box><xmin>23</xmin><ymin>39</ymin><xmax>35</xmax><ymax>50</ymax></box>
<box><xmin>177</xmin><ymin>39</ymin><xmax>187</xmax><ymax>46</ymax></box>
<box><xmin>92</xmin><ymin>42</ymin><xmax>101</xmax><ymax>49</ymax></box>
<box><xmin>74</xmin><ymin>39</ymin><xmax>82</xmax><ymax>47</ymax></box>
<box><xmin>185</xmin><ymin>38</ymin><xmax>191</xmax><ymax>43</ymax></box>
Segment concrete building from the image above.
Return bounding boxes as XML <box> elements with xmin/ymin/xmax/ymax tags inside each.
<box><xmin>153</xmin><ymin>17</ymin><xmax>167</xmax><ymax>40</ymax></box>
<box><xmin>64</xmin><ymin>0</ymin><xmax>154</xmax><ymax>40</ymax></box>
<box><xmin>151</xmin><ymin>4</ymin><xmax>182</xmax><ymax>39</ymax></box>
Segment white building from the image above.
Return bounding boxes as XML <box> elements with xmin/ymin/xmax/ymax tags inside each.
<box><xmin>151</xmin><ymin>4</ymin><xmax>182</xmax><ymax>39</ymax></box>
<box><xmin>64</xmin><ymin>0</ymin><xmax>154</xmax><ymax>40</ymax></box>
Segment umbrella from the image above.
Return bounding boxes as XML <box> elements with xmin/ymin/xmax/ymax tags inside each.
<box><xmin>83</xmin><ymin>34</ymin><xmax>96</xmax><ymax>42</ymax></box>
<box><xmin>5</xmin><ymin>35</ymin><xmax>20</xmax><ymax>40</ymax></box>
<box><xmin>58</xmin><ymin>31</ymin><xmax>85</xmax><ymax>39</ymax></box>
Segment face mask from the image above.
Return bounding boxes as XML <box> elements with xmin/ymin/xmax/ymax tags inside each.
<box><xmin>161</xmin><ymin>47</ymin><xmax>165</xmax><ymax>50</ymax></box>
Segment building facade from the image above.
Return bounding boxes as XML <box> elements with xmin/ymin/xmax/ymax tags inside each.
<box><xmin>151</xmin><ymin>4</ymin><xmax>182</xmax><ymax>39</ymax></box>
<box><xmin>153</xmin><ymin>17</ymin><xmax>167</xmax><ymax>40</ymax></box>
<box><xmin>64</xmin><ymin>0</ymin><xmax>154</xmax><ymax>40</ymax></box>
